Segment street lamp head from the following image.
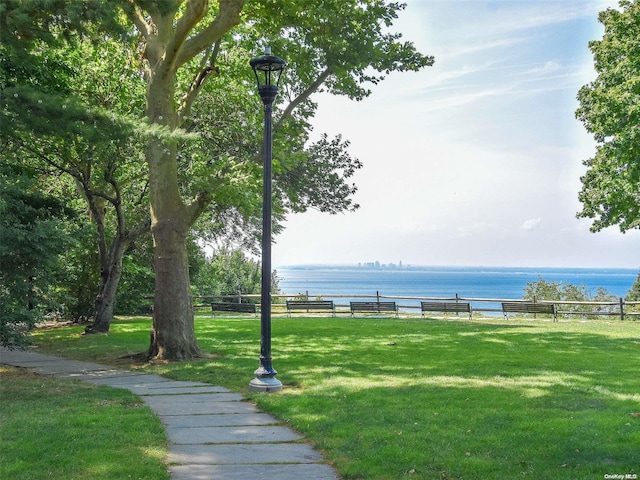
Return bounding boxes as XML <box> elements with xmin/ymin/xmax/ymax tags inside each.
<box><xmin>250</xmin><ymin>47</ymin><xmax>286</xmax><ymax>104</ymax></box>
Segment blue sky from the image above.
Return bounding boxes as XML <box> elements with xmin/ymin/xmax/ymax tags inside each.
<box><xmin>273</xmin><ymin>0</ymin><xmax>639</xmax><ymax>268</ymax></box>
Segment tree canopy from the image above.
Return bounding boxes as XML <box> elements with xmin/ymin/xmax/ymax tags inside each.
<box><xmin>576</xmin><ymin>0</ymin><xmax>640</xmax><ymax>232</ymax></box>
<box><xmin>1</xmin><ymin>0</ymin><xmax>434</xmax><ymax>359</ymax></box>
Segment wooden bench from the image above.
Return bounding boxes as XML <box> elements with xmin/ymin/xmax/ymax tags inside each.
<box><xmin>350</xmin><ymin>301</ymin><xmax>398</xmax><ymax>317</ymax></box>
<box><xmin>211</xmin><ymin>302</ymin><xmax>257</xmax><ymax>316</ymax></box>
<box><xmin>501</xmin><ymin>302</ymin><xmax>557</xmax><ymax>321</ymax></box>
<box><xmin>421</xmin><ymin>301</ymin><xmax>472</xmax><ymax>319</ymax></box>
<box><xmin>286</xmin><ymin>300</ymin><xmax>335</xmax><ymax>317</ymax></box>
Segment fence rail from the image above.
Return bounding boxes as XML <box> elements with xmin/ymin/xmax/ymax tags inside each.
<box><xmin>193</xmin><ymin>291</ymin><xmax>640</xmax><ymax>321</ymax></box>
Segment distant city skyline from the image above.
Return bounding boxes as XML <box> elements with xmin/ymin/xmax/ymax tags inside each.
<box><xmin>272</xmin><ymin>0</ymin><xmax>639</xmax><ymax>269</ymax></box>
<box><xmin>358</xmin><ymin>260</ymin><xmax>406</xmax><ymax>269</ymax></box>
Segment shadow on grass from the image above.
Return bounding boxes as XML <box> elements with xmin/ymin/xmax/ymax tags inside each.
<box><xmin>33</xmin><ymin>316</ymin><xmax>640</xmax><ymax>480</ymax></box>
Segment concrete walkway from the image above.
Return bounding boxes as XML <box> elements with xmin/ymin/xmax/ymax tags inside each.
<box><xmin>0</xmin><ymin>347</ymin><xmax>340</xmax><ymax>480</ymax></box>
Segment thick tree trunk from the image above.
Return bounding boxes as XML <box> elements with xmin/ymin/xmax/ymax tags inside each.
<box><xmin>147</xmin><ymin>215</ymin><xmax>201</xmax><ymax>360</ymax></box>
<box><xmin>145</xmin><ymin>132</ymin><xmax>201</xmax><ymax>360</ymax></box>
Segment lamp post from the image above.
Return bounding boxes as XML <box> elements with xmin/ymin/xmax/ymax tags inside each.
<box><xmin>249</xmin><ymin>47</ymin><xmax>286</xmax><ymax>393</ymax></box>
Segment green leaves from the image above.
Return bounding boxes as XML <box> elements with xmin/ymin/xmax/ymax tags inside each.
<box><xmin>0</xmin><ymin>163</ymin><xmax>73</xmax><ymax>347</ymax></box>
<box><xmin>191</xmin><ymin>247</ymin><xmax>269</xmax><ymax>297</ymax></box>
<box><xmin>576</xmin><ymin>0</ymin><xmax>640</xmax><ymax>232</ymax></box>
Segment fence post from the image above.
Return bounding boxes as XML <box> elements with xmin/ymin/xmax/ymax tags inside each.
<box><xmin>620</xmin><ymin>297</ymin><xmax>624</xmax><ymax>321</ymax></box>
<box><xmin>376</xmin><ymin>290</ymin><xmax>380</xmax><ymax>303</ymax></box>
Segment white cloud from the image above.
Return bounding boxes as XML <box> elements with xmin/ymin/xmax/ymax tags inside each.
<box><xmin>521</xmin><ymin>218</ymin><xmax>542</xmax><ymax>231</ymax></box>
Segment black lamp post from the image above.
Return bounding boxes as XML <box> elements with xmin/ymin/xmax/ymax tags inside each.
<box><xmin>249</xmin><ymin>47</ymin><xmax>286</xmax><ymax>393</ymax></box>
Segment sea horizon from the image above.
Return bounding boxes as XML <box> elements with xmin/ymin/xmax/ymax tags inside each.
<box><xmin>275</xmin><ymin>264</ymin><xmax>638</xmax><ymax>306</ymax></box>
<box><xmin>276</xmin><ymin>263</ymin><xmax>638</xmax><ymax>271</ymax></box>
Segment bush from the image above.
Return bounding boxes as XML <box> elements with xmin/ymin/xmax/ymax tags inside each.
<box><xmin>191</xmin><ymin>247</ymin><xmax>280</xmax><ymax>301</ymax></box>
<box><xmin>523</xmin><ymin>276</ymin><xmax>618</xmax><ymax>317</ymax></box>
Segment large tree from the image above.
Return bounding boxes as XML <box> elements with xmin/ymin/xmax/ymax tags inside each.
<box><xmin>0</xmin><ymin>1</ymin><xmax>362</xmax><ymax>337</ymax></box>
<box><xmin>576</xmin><ymin>0</ymin><xmax>640</xmax><ymax>232</ymax></box>
<box><xmin>3</xmin><ymin>1</ymin><xmax>434</xmax><ymax>360</ymax></box>
<box><xmin>119</xmin><ymin>0</ymin><xmax>433</xmax><ymax>361</ymax></box>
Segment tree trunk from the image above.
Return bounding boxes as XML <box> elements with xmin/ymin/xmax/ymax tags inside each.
<box><xmin>147</xmin><ymin>213</ymin><xmax>201</xmax><ymax>360</ymax></box>
<box><xmin>138</xmin><ymin>2</ymin><xmax>248</xmax><ymax>360</ymax></box>
<box><xmin>145</xmin><ymin>120</ymin><xmax>201</xmax><ymax>360</ymax></box>
<box><xmin>86</xmin><ymin>240</ymin><xmax>126</xmax><ymax>333</ymax></box>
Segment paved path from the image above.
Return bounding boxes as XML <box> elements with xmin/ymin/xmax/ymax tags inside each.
<box><xmin>0</xmin><ymin>347</ymin><xmax>340</xmax><ymax>480</ymax></box>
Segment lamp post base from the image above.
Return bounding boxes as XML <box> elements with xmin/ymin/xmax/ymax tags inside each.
<box><xmin>249</xmin><ymin>376</ymin><xmax>283</xmax><ymax>393</ymax></box>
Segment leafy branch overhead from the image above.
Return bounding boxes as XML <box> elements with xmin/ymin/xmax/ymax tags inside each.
<box><xmin>0</xmin><ymin>0</ymin><xmax>434</xmax><ymax>355</ymax></box>
<box><xmin>576</xmin><ymin>0</ymin><xmax>640</xmax><ymax>233</ymax></box>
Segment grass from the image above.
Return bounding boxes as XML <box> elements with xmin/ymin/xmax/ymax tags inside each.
<box><xmin>0</xmin><ymin>366</ymin><xmax>169</xmax><ymax>480</ymax></box>
<box><xmin>31</xmin><ymin>315</ymin><xmax>640</xmax><ymax>480</ymax></box>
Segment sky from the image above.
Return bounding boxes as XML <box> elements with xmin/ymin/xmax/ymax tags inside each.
<box><xmin>272</xmin><ymin>0</ymin><xmax>639</xmax><ymax>269</ymax></box>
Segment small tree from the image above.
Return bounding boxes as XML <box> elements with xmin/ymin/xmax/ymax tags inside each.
<box><xmin>0</xmin><ymin>164</ymin><xmax>71</xmax><ymax>348</ymax></box>
<box><xmin>192</xmin><ymin>248</ymin><xmax>278</xmax><ymax>301</ymax></box>
<box><xmin>626</xmin><ymin>273</ymin><xmax>640</xmax><ymax>301</ymax></box>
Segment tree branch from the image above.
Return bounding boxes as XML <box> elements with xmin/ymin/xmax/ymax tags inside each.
<box><xmin>175</xmin><ymin>0</ymin><xmax>245</xmax><ymax>69</ymax></box>
<box><xmin>276</xmin><ymin>67</ymin><xmax>332</xmax><ymax>128</ymax></box>
<box><xmin>178</xmin><ymin>39</ymin><xmax>221</xmax><ymax>120</ymax></box>
<box><xmin>126</xmin><ymin>1</ymin><xmax>153</xmax><ymax>40</ymax></box>
<box><xmin>185</xmin><ymin>190</ymin><xmax>213</xmax><ymax>226</ymax></box>
<box><xmin>166</xmin><ymin>0</ymin><xmax>208</xmax><ymax>71</ymax></box>
<box><xmin>125</xmin><ymin>216</ymin><xmax>152</xmax><ymax>243</ymax></box>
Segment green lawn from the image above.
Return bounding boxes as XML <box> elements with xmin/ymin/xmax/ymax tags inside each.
<box><xmin>32</xmin><ymin>315</ymin><xmax>640</xmax><ymax>479</ymax></box>
<box><xmin>0</xmin><ymin>366</ymin><xmax>168</xmax><ymax>480</ymax></box>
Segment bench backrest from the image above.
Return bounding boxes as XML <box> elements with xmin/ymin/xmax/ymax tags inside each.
<box><xmin>286</xmin><ymin>300</ymin><xmax>334</xmax><ymax>310</ymax></box>
<box><xmin>211</xmin><ymin>302</ymin><xmax>257</xmax><ymax>313</ymax></box>
<box><xmin>350</xmin><ymin>301</ymin><xmax>397</xmax><ymax>311</ymax></box>
<box><xmin>501</xmin><ymin>302</ymin><xmax>555</xmax><ymax>315</ymax></box>
<box><xmin>421</xmin><ymin>301</ymin><xmax>471</xmax><ymax>313</ymax></box>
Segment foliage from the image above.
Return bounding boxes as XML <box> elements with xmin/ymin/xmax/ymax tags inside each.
<box><xmin>1</xmin><ymin>2</ymin><xmax>152</xmax><ymax>332</ymax></box>
<box><xmin>576</xmin><ymin>0</ymin><xmax>640</xmax><ymax>232</ymax></box>
<box><xmin>523</xmin><ymin>276</ymin><xmax>619</xmax><ymax>316</ymax></box>
<box><xmin>113</xmin><ymin>240</ymin><xmax>155</xmax><ymax>316</ymax></box>
<box><xmin>3</xmin><ymin>0</ymin><xmax>434</xmax><ymax>358</ymax></box>
<box><xmin>49</xmin><ymin>223</ymin><xmax>101</xmax><ymax>322</ymax></box>
<box><xmin>191</xmin><ymin>247</ymin><xmax>279</xmax><ymax>300</ymax></box>
<box><xmin>0</xmin><ymin>163</ymin><xmax>71</xmax><ymax>348</ymax></box>
<box><xmin>34</xmin><ymin>317</ymin><xmax>640</xmax><ymax>480</ymax></box>
<box><xmin>626</xmin><ymin>271</ymin><xmax>640</xmax><ymax>301</ymax></box>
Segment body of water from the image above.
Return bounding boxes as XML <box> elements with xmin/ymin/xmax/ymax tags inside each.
<box><xmin>276</xmin><ymin>265</ymin><xmax>637</xmax><ymax>313</ymax></box>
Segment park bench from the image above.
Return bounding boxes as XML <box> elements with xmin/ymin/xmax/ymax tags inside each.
<box><xmin>421</xmin><ymin>301</ymin><xmax>472</xmax><ymax>319</ymax></box>
<box><xmin>286</xmin><ymin>300</ymin><xmax>335</xmax><ymax>317</ymax></box>
<box><xmin>501</xmin><ymin>301</ymin><xmax>557</xmax><ymax>322</ymax></box>
<box><xmin>211</xmin><ymin>302</ymin><xmax>257</xmax><ymax>316</ymax></box>
<box><xmin>350</xmin><ymin>301</ymin><xmax>398</xmax><ymax>317</ymax></box>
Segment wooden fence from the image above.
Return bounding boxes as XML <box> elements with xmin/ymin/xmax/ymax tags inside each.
<box><xmin>195</xmin><ymin>291</ymin><xmax>640</xmax><ymax>321</ymax></box>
